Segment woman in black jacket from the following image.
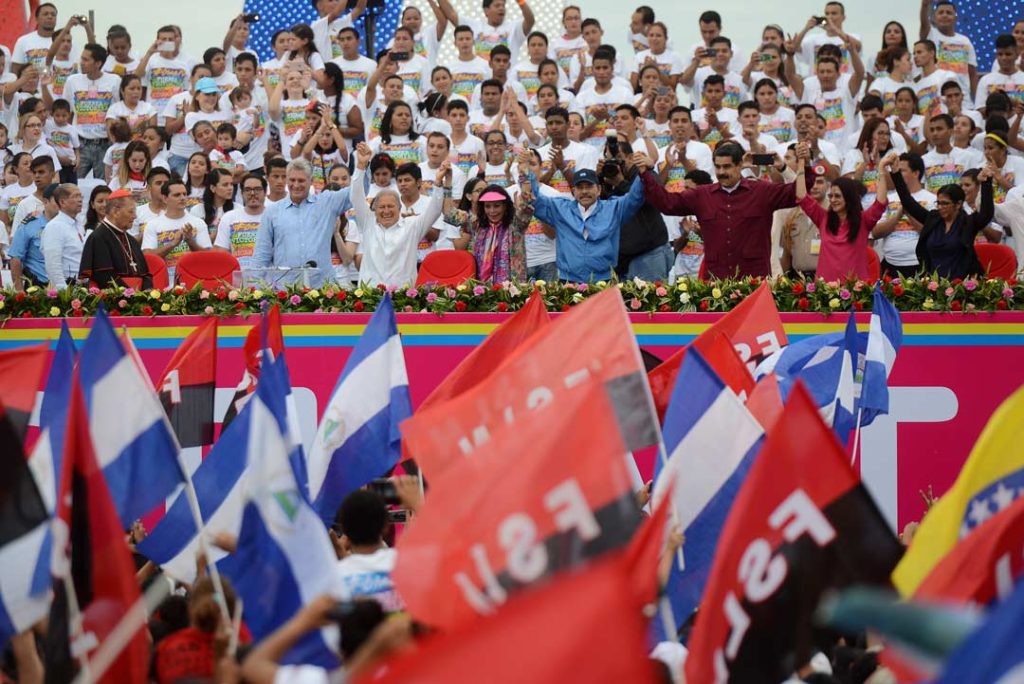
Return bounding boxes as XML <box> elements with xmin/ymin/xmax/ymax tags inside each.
<box><xmin>886</xmin><ymin>155</ymin><xmax>994</xmax><ymax>279</ymax></box>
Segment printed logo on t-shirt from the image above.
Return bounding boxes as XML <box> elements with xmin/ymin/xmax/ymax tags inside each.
<box><xmin>24</xmin><ymin>48</ymin><xmax>48</xmax><ymax>69</ymax></box>
<box><xmin>281</xmin><ymin>104</ymin><xmax>307</xmax><ymax>138</ymax></box>
<box><xmin>924</xmin><ymin>162</ymin><xmax>963</xmax><ymax>193</ymax></box>
<box><xmin>452</xmin><ymin>70</ymin><xmax>484</xmax><ymax>99</ymax></box>
<box><xmin>156</xmin><ymin>230</ymin><xmax>191</xmax><ymax>266</ymax></box>
<box><xmin>75</xmin><ymin>91</ymin><xmax>115</xmax><ymax>126</ymax></box>
<box><xmin>475</xmin><ymin>30</ymin><xmax>511</xmax><ymax>60</ymax></box>
<box><xmin>228</xmin><ymin>220</ymin><xmax>260</xmax><ymax>258</ymax></box>
<box><xmin>343</xmin><ymin>70</ymin><xmax>370</xmax><ymax>98</ymax></box>
<box><xmin>815</xmin><ymin>96</ymin><xmax>846</xmax><ymax>138</ymax></box>
<box><xmin>377</xmin><ymin>141</ymin><xmax>421</xmax><ymax>165</ymax></box>
<box><xmin>994</xmin><ymin>172</ymin><xmax>1015</xmax><ymax>204</ymax></box>
<box><xmin>663</xmin><ymin>162</ymin><xmax>687</xmax><ymax>193</ymax></box>
<box><xmin>916</xmin><ymin>84</ymin><xmax>941</xmax><ymax>115</ymax></box>
<box><xmin>47</xmin><ymin>129</ymin><xmax>73</xmax><ymax>154</ymax></box>
<box><xmin>148</xmin><ymin>66</ymin><xmax>188</xmax><ymax>104</ymax></box>
<box><xmin>398</xmin><ymin>70</ymin><xmax>422</xmax><ymax>94</ymax></box>
<box><xmin>554</xmin><ymin>46</ymin><xmax>584</xmax><ymax>74</ymax></box>
<box><xmin>937</xmin><ymin>40</ymin><xmax>970</xmax><ymax>75</ymax></box>
<box><xmin>50</xmin><ymin>63</ymin><xmax>78</xmax><ymax>97</ymax></box>
<box><xmin>452</xmin><ymin>150</ymin><xmax>479</xmax><ymax>176</ymax></box>
<box><xmin>759</xmin><ymin>117</ymin><xmax>794</xmax><ymax>143</ymax></box>
<box><xmin>515</xmin><ymin>69</ymin><xmax>541</xmax><ymax>98</ymax></box>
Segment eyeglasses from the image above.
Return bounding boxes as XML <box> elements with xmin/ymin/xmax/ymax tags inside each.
<box><xmin>242</xmin><ymin>186</ymin><xmax>264</xmax><ymax>194</ymax></box>
<box><xmin>935</xmin><ymin>200</ymin><xmax>956</xmax><ymax>207</ymax></box>
<box><xmin>24</xmin><ymin>123</ymin><xmax>43</xmax><ymax>128</ymax></box>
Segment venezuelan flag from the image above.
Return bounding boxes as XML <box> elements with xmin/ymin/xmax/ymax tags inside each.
<box><xmin>893</xmin><ymin>385</ymin><xmax>1024</xmax><ymax>596</ymax></box>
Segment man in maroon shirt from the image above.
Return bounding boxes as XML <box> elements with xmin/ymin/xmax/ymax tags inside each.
<box><xmin>633</xmin><ymin>142</ymin><xmax>801</xmax><ymax>278</ymax></box>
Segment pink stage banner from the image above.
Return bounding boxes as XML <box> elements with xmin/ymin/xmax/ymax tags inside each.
<box><xmin>5</xmin><ymin>311</ymin><xmax>1024</xmax><ymax>531</ymax></box>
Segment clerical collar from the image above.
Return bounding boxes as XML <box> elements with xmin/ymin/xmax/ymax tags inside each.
<box><xmin>102</xmin><ymin>218</ymin><xmax>129</xmax><ymax>234</ymax></box>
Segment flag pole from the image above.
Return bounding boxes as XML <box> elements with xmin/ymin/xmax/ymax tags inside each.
<box><xmin>63</xmin><ymin>575</ymin><xmax>94</xmax><ymax>684</ymax></box>
<box><xmin>71</xmin><ymin>574</ymin><xmax>171</xmax><ymax>684</ymax></box>
<box><xmin>850</xmin><ymin>407</ymin><xmax>863</xmax><ymax>468</ymax></box>
<box><xmin>180</xmin><ymin>473</ymin><xmax>233</xmax><ymax>627</ymax></box>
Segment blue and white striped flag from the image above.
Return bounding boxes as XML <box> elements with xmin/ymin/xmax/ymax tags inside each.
<box><xmin>307</xmin><ymin>294</ymin><xmax>412</xmax><ymax>524</ymax></box>
<box><xmin>79</xmin><ymin>307</ymin><xmax>185</xmax><ymax>527</ymax></box>
<box><xmin>652</xmin><ymin>349</ymin><xmax>765</xmax><ymax>636</ymax></box>
<box><xmin>753</xmin><ymin>310</ymin><xmax>861</xmax><ymax>444</ymax></box>
<box><xmin>220</xmin><ymin>355</ymin><xmax>344</xmax><ymax>668</ymax></box>
<box><xmin>859</xmin><ymin>285</ymin><xmax>903</xmax><ymax>427</ymax></box>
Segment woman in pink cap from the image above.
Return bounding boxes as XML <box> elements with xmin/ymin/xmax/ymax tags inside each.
<box><xmin>446</xmin><ymin>183</ymin><xmax>533</xmax><ymax>282</ymax></box>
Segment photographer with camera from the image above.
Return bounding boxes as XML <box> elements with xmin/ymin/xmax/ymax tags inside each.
<box><xmin>600</xmin><ymin>130</ymin><xmax>671</xmax><ymax>281</ymax></box>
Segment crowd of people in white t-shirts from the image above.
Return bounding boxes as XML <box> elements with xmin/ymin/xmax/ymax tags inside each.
<box><xmin>2</xmin><ymin>0</ymin><xmax>1024</xmax><ymax>294</ymax></box>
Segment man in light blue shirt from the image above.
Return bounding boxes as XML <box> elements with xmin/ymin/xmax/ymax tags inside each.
<box><xmin>8</xmin><ymin>184</ymin><xmax>58</xmax><ymax>291</ymax></box>
<box><xmin>254</xmin><ymin>158</ymin><xmax>352</xmax><ymax>286</ymax></box>
<box><xmin>526</xmin><ymin>163</ymin><xmax>645</xmax><ymax>283</ymax></box>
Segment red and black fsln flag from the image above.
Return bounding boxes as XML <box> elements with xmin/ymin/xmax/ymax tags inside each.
<box><xmin>157</xmin><ymin>318</ymin><xmax>217</xmax><ymax>447</ymax></box>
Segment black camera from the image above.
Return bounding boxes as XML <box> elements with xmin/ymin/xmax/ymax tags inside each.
<box><xmin>389</xmin><ymin>51</ymin><xmax>410</xmax><ymax>62</ymax></box>
<box><xmin>243</xmin><ymin>13</ymin><xmax>260</xmax><ymax>22</ymax></box>
<box><xmin>367</xmin><ymin>478</ymin><xmax>401</xmax><ymax>506</ymax></box>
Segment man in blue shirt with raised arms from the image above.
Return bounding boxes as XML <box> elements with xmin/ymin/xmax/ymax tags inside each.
<box><xmin>254</xmin><ymin>158</ymin><xmax>353</xmax><ymax>287</ymax></box>
<box><xmin>520</xmin><ymin>149</ymin><xmax>645</xmax><ymax>283</ymax></box>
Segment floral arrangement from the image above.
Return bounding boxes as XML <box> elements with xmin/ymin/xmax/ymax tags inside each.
<box><xmin>0</xmin><ymin>274</ymin><xmax>1020</xmax><ymax>320</ymax></box>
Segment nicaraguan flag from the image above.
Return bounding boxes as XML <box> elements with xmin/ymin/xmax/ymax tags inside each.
<box><xmin>79</xmin><ymin>306</ymin><xmax>184</xmax><ymax>527</ymax></box>
<box><xmin>652</xmin><ymin>349</ymin><xmax>764</xmax><ymax>637</ymax></box>
<box><xmin>219</xmin><ymin>356</ymin><xmax>344</xmax><ymax>668</ymax></box>
<box><xmin>753</xmin><ymin>310</ymin><xmax>861</xmax><ymax>443</ymax></box>
<box><xmin>859</xmin><ymin>285</ymin><xmax>902</xmax><ymax>427</ymax></box>
<box><xmin>308</xmin><ymin>294</ymin><xmax>412</xmax><ymax>524</ymax></box>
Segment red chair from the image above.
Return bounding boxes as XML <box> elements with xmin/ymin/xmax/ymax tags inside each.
<box><xmin>975</xmin><ymin>243</ymin><xmax>1018</xmax><ymax>280</ymax></box>
<box><xmin>145</xmin><ymin>253</ymin><xmax>170</xmax><ymax>290</ymax></box>
<box><xmin>175</xmin><ymin>251</ymin><xmax>241</xmax><ymax>290</ymax></box>
<box><xmin>865</xmin><ymin>247</ymin><xmax>881</xmax><ymax>284</ymax></box>
<box><xmin>416</xmin><ymin>250</ymin><xmax>476</xmax><ymax>286</ymax></box>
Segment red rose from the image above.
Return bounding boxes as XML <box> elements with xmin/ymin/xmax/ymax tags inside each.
<box><xmin>951</xmin><ymin>278</ymin><xmax>962</xmax><ymax>285</ymax></box>
<box><xmin>454</xmin><ymin>301</ymin><xmax>467</xmax><ymax>312</ymax></box>
<box><xmin>882</xmin><ymin>274</ymin><xmax>892</xmax><ymax>284</ymax></box>
<box><xmin>654</xmin><ymin>281</ymin><xmax>663</xmax><ymax>287</ymax></box>
<box><xmin>14</xmin><ymin>292</ymin><xmax>25</xmax><ymax>302</ymax></box>
<box><xmin>377</xmin><ymin>284</ymin><xmax>386</xmax><ymax>291</ymax></box>
<box><xmin>276</xmin><ymin>291</ymin><xmax>287</xmax><ymax>300</ymax></box>
<box><xmin>353</xmin><ymin>300</ymin><xmax>365</xmax><ymax>312</ymax></box>
<box><xmin>336</xmin><ymin>290</ymin><xmax>348</xmax><ymax>300</ymax></box>
<box><xmin>698</xmin><ymin>300</ymin><xmax>709</xmax><ymax>311</ymax></box>
<box><xmin>797</xmin><ymin>297</ymin><xmax>809</xmax><ymax>311</ymax></box>
<box><xmin>997</xmin><ymin>299</ymin><xmax>1009</xmax><ymax>310</ymax></box>
<box><xmin>951</xmin><ymin>300</ymin><xmax>962</xmax><ymax>311</ymax></box>
<box><xmin>658</xmin><ymin>304</ymin><xmax>671</xmax><ymax>312</ymax></box>
<box><xmin>142</xmin><ymin>306</ymin><xmax>153</xmax><ymax>316</ymax></box>
<box><xmin>560</xmin><ymin>304</ymin><xmax>570</xmax><ymax>312</ymax></box>
<box><xmin>72</xmin><ymin>309</ymin><xmax>84</xmax><ymax>317</ymax></box>
<box><xmin>853</xmin><ymin>301</ymin><xmax>863</xmax><ymax>311</ymax></box>
<box><xmin>751</xmin><ymin>277</ymin><xmax>761</xmax><ymax>285</ymax></box>
<box><xmin>892</xmin><ymin>285</ymin><xmax>904</xmax><ymax>296</ymax></box>
<box><xmin>21</xmin><ymin>312</ymin><xmax>33</xmax><ymax>318</ymax></box>
<box><xmin>496</xmin><ymin>301</ymin><xmax>509</xmax><ymax>312</ymax></box>
<box><xmin>233</xmin><ymin>302</ymin><xmax>245</xmax><ymax>311</ymax></box>
<box><xmin>791</xmin><ymin>282</ymin><xmax>805</xmax><ymax>295</ymax></box>
<box><xmin>491</xmin><ymin>283</ymin><xmax>503</xmax><ymax>292</ymax></box>
<box><xmin>1008</xmin><ymin>277</ymin><xmax>1018</xmax><ymax>286</ymax></box>
<box><xmin>215</xmin><ymin>290</ymin><xmax>227</xmax><ymax>300</ymax></box>
<box><xmin>109</xmin><ymin>310</ymin><xmax>120</xmax><ymax>317</ymax></box>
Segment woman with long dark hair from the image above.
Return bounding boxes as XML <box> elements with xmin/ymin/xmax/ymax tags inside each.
<box><xmin>368</xmin><ymin>101</ymin><xmax>426</xmax><ymax>165</ymax></box>
<box><xmin>796</xmin><ymin>143</ymin><xmax>890</xmax><ymax>281</ymax></box>
<box><xmin>444</xmin><ymin>180</ymin><xmax>532</xmax><ymax>282</ymax></box>
<box><xmin>868</xmin><ymin>21</ymin><xmax>909</xmax><ymax>90</ymax></box>
<box><xmin>320</xmin><ymin>62</ymin><xmax>364</xmax><ymax>146</ymax></box>
<box><xmin>842</xmin><ymin>117</ymin><xmax>896</xmax><ymax>207</ymax></box>
<box><xmin>285</xmin><ymin>23</ymin><xmax>328</xmax><ymax>88</ymax></box>
<box><xmin>189</xmin><ymin>167</ymin><xmax>234</xmax><ymax>243</ymax></box>
<box><xmin>84</xmin><ymin>185</ymin><xmax>112</xmax><ymax>235</ymax></box>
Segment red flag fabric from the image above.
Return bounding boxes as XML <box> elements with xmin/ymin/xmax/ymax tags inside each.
<box><xmin>648</xmin><ymin>282</ymin><xmax>785</xmax><ymax>420</ymax></box>
<box><xmin>745</xmin><ymin>374</ymin><xmax>785</xmax><ymax>431</ymax></box>
<box><xmin>394</xmin><ymin>381</ymin><xmax>642</xmax><ymax>630</ymax></box>
<box><xmin>685</xmin><ymin>383</ymin><xmax>902</xmax><ymax>684</ymax></box>
<box><xmin>0</xmin><ymin>343</ymin><xmax>49</xmax><ymax>438</ymax></box>
<box><xmin>914</xmin><ymin>495</ymin><xmax>1024</xmax><ymax>605</ymax></box>
<box><xmin>401</xmin><ymin>288</ymin><xmax>659</xmax><ymax>480</ymax></box>
<box><xmin>626</xmin><ymin>486</ymin><xmax>673</xmax><ymax>606</ymax></box>
<box><xmin>402</xmin><ymin>291</ymin><xmax>550</xmax><ymax>462</ymax></box>
<box><xmin>361</xmin><ymin>555</ymin><xmax>658</xmax><ymax>684</ymax></box>
<box><xmin>0</xmin><ymin>0</ymin><xmax>29</xmax><ymax>58</ymax></box>
<box><xmin>221</xmin><ymin>306</ymin><xmax>284</xmax><ymax>429</ymax></box>
<box><xmin>157</xmin><ymin>318</ymin><xmax>218</xmax><ymax>447</ymax></box>
<box><xmin>45</xmin><ymin>376</ymin><xmax>149</xmax><ymax>684</ymax></box>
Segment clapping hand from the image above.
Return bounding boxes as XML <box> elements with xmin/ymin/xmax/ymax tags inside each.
<box><xmin>434</xmin><ymin>160</ymin><xmax>451</xmax><ymax>186</ymax></box>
